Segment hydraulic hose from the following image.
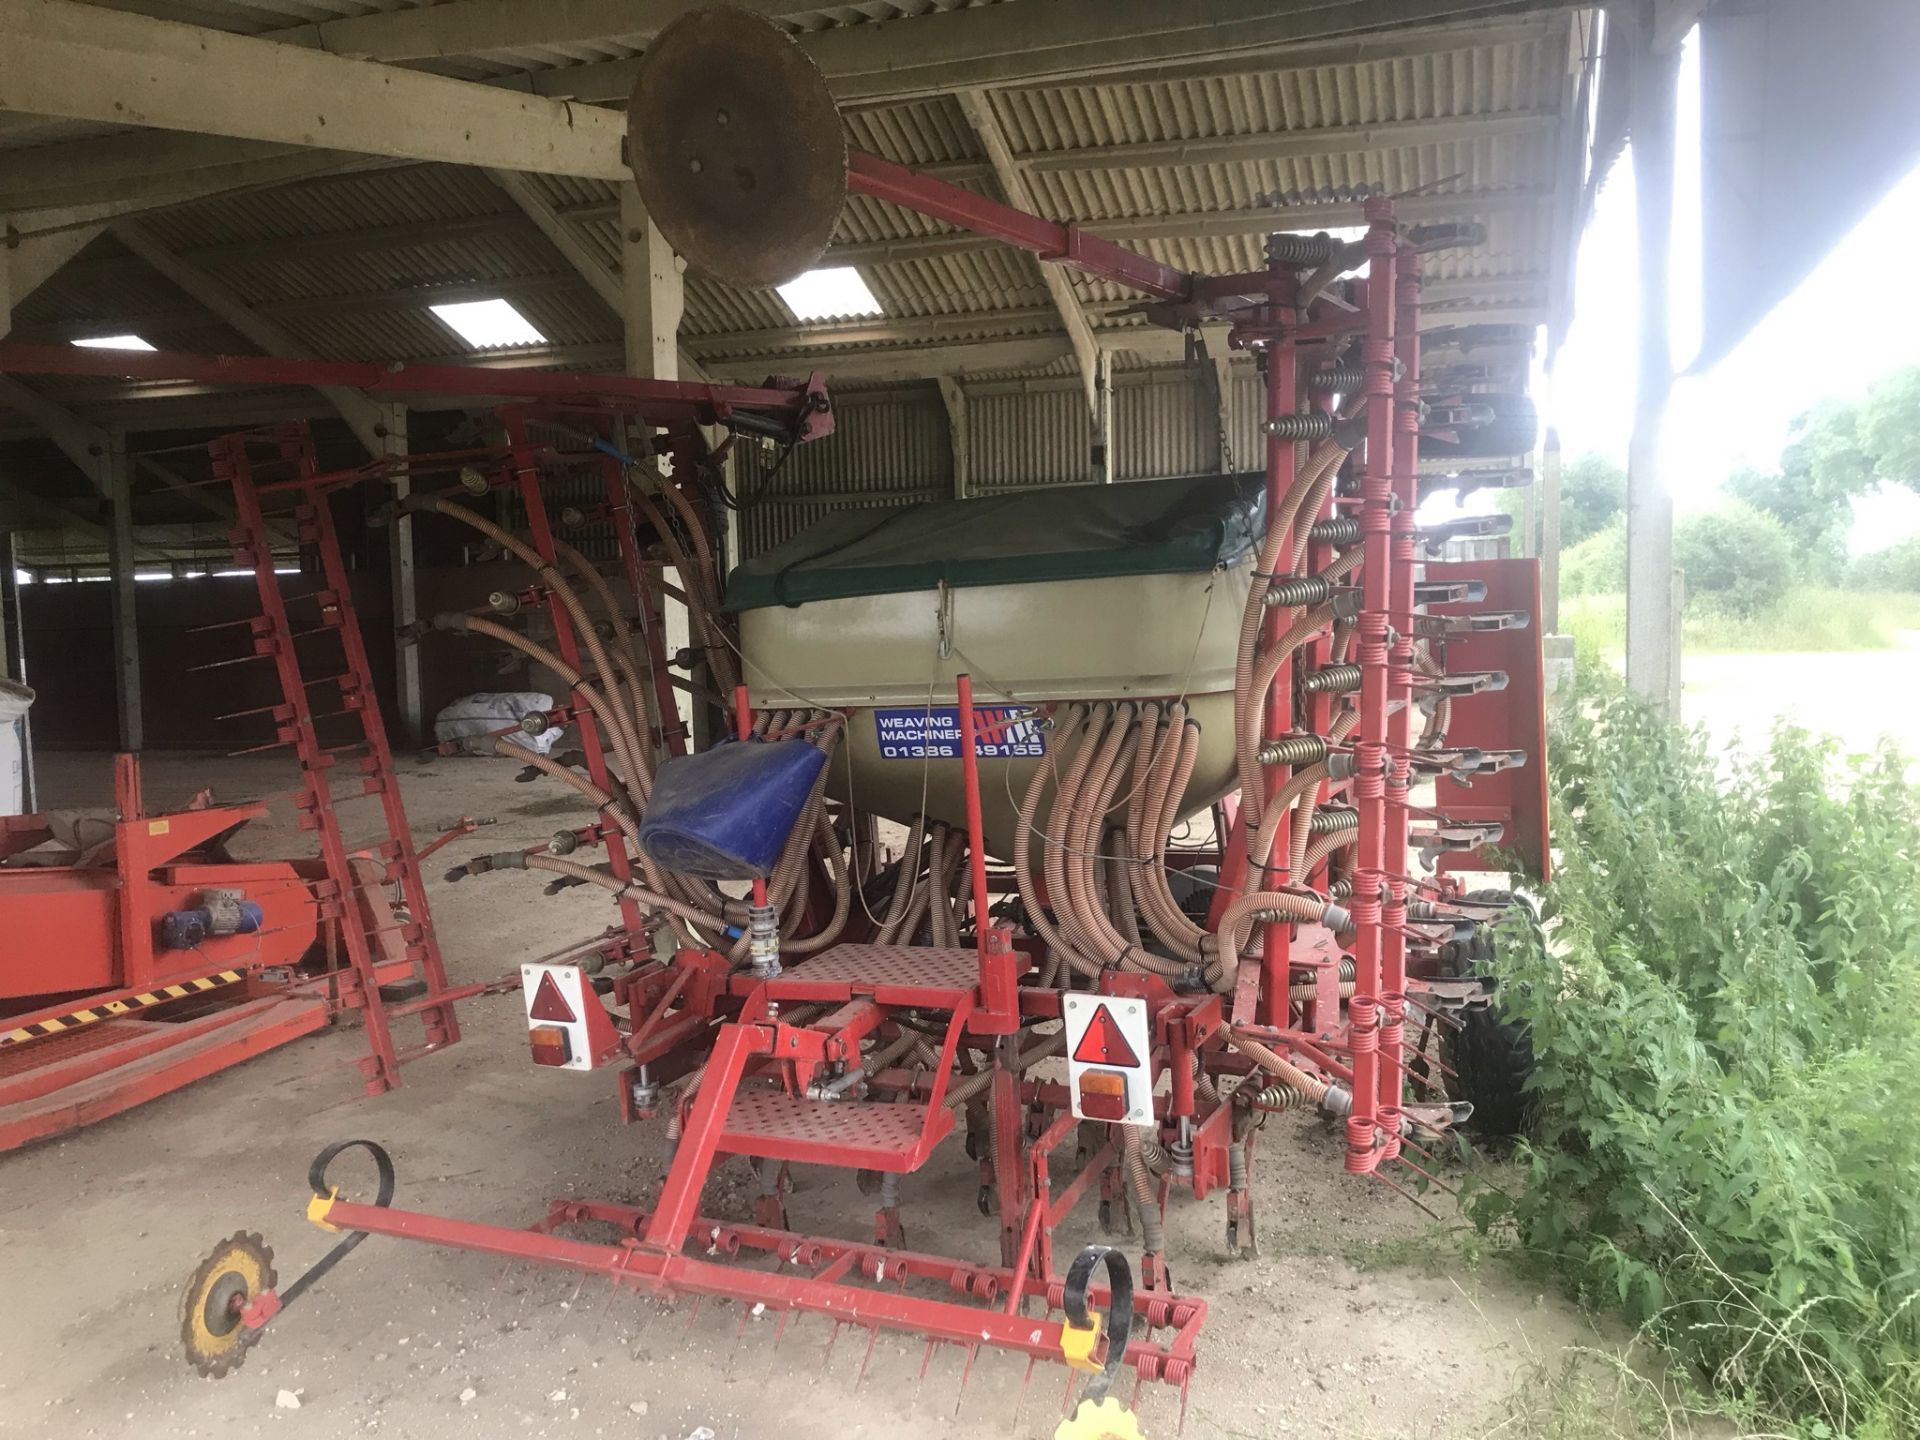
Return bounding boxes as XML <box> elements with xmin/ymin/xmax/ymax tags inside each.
<box><xmin>875</xmin><ymin>815</ymin><xmax>928</xmax><ymax>945</ymax></box>
<box><xmin>1121</xmin><ymin>1125</ymin><xmax>1166</xmax><ymax>1258</ymax></box>
<box><xmin>1014</xmin><ymin>705</ymin><xmax>1094</xmax><ymax>975</ymax></box>
<box><xmin>1205</xmin><ymin>890</ymin><xmax>1352</xmax><ymax>994</ymax></box>
<box><xmin>1233</xmin><ymin>439</ymin><xmax>1349</xmax><ymax>829</ymax></box>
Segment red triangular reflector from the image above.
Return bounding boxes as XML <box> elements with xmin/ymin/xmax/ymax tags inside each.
<box><xmin>1072</xmin><ymin>1004</ymin><xmax>1140</xmax><ymax>1068</ymax></box>
<box><xmin>529</xmin><ymin>971</ymin><xmax>577</xmax><ymax>1024</ymax></box>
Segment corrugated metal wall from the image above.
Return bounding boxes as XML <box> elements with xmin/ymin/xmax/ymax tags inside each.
<box><xmin>1114</xmin><ymin>369</ymin><xmax>1217</xmax><ymax>481</ymax></box>
<box><xmin>735</xmin><ymin>361</ymin><xmax>1270</xmax><ymax>560</ymax></box>
<box><xmin>737</xmin><ymin>385</ymin><xmax>953</xmax><ymax>559</ymax></box>
<box><xmin>1229</xmin><ymin>370</ymin><xmax>1267</xmax><ymax>476</ymax></box>
<box><xmin>968</xmin><ymin>383</ymin><xmax>1091</xmax><ymax>494</ymax></box>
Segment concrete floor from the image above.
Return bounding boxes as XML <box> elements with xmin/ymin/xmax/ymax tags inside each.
<box><xmin>1</xmin><ymin>750</ymin><xmax>1589</xmax><ymax>1440</ymax></box>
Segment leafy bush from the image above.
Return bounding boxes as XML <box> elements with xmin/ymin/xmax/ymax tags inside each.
<box><xmin>1469</xmin><ymin>680</ymin><xmax>1920</xmax><ymax>1437</ymax></box>
<box><xmin>1847</xmin><ymin>537</ymin><xmax>1920</xmax><ymax>593</ymax></box>
<box><xmin>1561</xmin><ymin>453</ymin><xmax>1630</xmax><ymax>548</ymax></box>
<box><xmin>1675</xmin><ymin>503</ymin><xmax>1796</xmax><ymax>618</ymax></box>
<box><xmin>1562</xmin><ymin>519</ymin><xmax>1627</xmax><ymax>596</ymax></box>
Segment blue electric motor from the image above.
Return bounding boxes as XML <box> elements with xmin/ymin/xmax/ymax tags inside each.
<box><xmin>159</xmin><ymin>893</ymin><xmax>265</xmax><ymax>950</ymax></box>
<box><xmin>638</xmin><ymin>737</ymin><xmax>828</xmax><ymax>881</ymax></box>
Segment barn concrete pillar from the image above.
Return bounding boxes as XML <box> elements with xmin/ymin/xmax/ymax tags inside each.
<box><xmin>619</xmin><ymin>181</ymin><xmax>685</xmax><ymax>382</ymax></box>
<box><xmin>379</xmin><ymin>402</ymin><xmax>422</xmax><ymax>747</ymax></box>
<box><xmin>103</xmin><ymin>431</ymin><xmax>141</xmax><ymax>752</ymax></box>
<box><xmin>1624</xmin><ymin>13</ymin><xmax>1682</xmax><ymax>714</ymax></box>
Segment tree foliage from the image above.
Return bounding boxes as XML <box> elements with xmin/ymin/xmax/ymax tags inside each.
<box><xmin>1846</xmin><ymin>536</ymin><xmax>1920</xmax><ymax>592</ymax></box>
<box><xmin>1673</xmin><ymin>503</ymin><xmax>1795</xmax><ymax>617</ymax></box>
<box><xmin>1725</xmin><ymin>365</ymin><xmax>1920</xmax><ymax>577</ymax></box>
<box><xmin>1562</xmin><ymin>518</ymin><xmax>1627</xmax><ymax>596</ymax></box>
<box><xmin>1560</xmin><ymin>452</ymin><xmax>1629</xmax><ymax>547</ymax></box>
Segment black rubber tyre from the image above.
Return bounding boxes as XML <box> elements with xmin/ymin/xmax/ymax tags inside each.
<box><xmin>1441</xmin><ymin>889</ymin><xmax>1538</xmax><ymax>1137</ymax></box>
<box><xmin>1422</xmin><ymin>391</ymin><xmax>1538</xmax><ymax>461</ymax></box>
<box><xmin>1444</xmin><ymin>1004</ymin><xmax>1536</xmax><ymax>1137</ymax></box>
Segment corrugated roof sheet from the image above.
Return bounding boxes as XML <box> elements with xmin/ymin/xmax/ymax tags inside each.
<box><xmin>8</xmin><ymin>5</ymin><xmax>1579</xmax><ymax>428</ymax></box>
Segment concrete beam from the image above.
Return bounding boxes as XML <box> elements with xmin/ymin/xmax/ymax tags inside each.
<box><xmin>489</xmin><ymin>172</ymin><xmax>619</xmax><ymax>312</ymax></box>
<box><xmin>379</xmin><ymin>402</ymin><xmax>422</xmax><ymax>747</ymax></box>
<box><xmin>1624</xmin><ymin>18</ymin><xmax>1681</xmax><ymax>714</ymax></box>
<box><xmin>0</xmin><ymin>132</ymin><xmax>386</xmax><ymax>215</ymax></box>
<box><xmin>0</xmin><ymin>373</ymin><xmax>113</xmax><ymax>493</ymax></box>
<box><xmin>112</xmin><ymin>221</ymin><xmax>389</xmax><ymax>457</ymax></box>
<box><xmin>956</xmin><ymin>88</ymin><xmax>1102</xmax><ymax>439</ymax></box>
<box><xmin>0</xmin><ymin>0</ymin><xmax>627</xmax><ymax>179</ymax></box>
<box><xmin>936</xmin><ymin>376</ymin><xmax>970</xmax><ymax>499</ymax></box>
<box><xmin>103</xmin><ymin>430</ymin><xmax>142</xmax><ymax>751</ymax></box>
<box><xmin>618</xmin><ymin>183</ymin><xmax>684</xmax><ymax>383</ymax></box>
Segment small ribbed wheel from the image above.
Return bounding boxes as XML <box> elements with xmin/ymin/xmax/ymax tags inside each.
<box><xmin>180</xmin><ymin>1232</ymin><xmax>277</xmax><ymax>1379</ymax></box>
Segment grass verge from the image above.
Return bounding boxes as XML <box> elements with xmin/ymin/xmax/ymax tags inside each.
<box><xmin>1561</xmin><ymin>588</ymin><xmax>1920</xmax><ymax>660</ymax></box>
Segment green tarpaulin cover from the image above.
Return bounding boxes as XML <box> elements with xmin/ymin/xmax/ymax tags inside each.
<box><xmin>725</xmin><ymin>471</ymin><xmax>1265</xmax><ymax>612</ymax></box>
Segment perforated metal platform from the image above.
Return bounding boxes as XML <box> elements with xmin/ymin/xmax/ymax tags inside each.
<box><xmin>718</xmin><ymin>1087</ymin><xmax>953</xmax><ymax>1172</ymax></box>
<box><xmin>755</xmin><ymin>943</ymin><xmax>1002</xmax><ymax>1007</ymax></box>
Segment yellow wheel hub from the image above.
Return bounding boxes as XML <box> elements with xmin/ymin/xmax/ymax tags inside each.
<box><xmin>180</xmin><ymin>1231</ymin><xmax>276</xmax><ymax>1378</ymax></box>
<box><xmin>1054</xmin><ymin>1396</ymin><xmax>1147</xmax><ymax>1440</ymax></box>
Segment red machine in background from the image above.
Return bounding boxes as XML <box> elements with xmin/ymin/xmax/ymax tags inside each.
<box><xmin>0</xmin><ymin>756</ymin><xmax>424</xmax><ymax>1152</ymax></box>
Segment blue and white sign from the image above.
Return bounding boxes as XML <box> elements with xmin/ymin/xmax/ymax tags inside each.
<box><xmin>873</xmin><ymin>706</ymin><xmax>1046</xmax><ymax>760</ymax></box>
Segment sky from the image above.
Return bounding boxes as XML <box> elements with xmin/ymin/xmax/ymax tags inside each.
<box><xmin>1546</xmin><ymin>33</ymin><xmax>1920</xmax><ymax>552</ymax></box>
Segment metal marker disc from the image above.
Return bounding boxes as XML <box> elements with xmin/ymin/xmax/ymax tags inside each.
<box><xmin>626</xmin><ymin>5</ymin><xmax>848</xmax><ymax>288</ymax></box>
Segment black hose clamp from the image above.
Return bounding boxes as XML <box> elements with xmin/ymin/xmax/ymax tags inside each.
<box><xmin>1059</xmin><ymin>1244</ymin><xmax>1135</xmax><ymax>1402</ymax></box>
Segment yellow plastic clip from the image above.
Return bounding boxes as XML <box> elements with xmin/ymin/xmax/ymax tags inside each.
<box><xmin>1053</xmin><ymin>1396</ymin><xmax>1146</xmax><ymax>1440</ymax></box>
<box><xmin>1058</xmin><ymin>1311</ymin><xmax>1102</xmax><ymax>1373</ymax></box>
<box><xmin>306</xmin><ymin>1185</ymin><xmax>341</xmax><ymax>1233</ymax></box>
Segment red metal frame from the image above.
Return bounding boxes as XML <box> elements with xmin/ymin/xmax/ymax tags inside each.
<box><xmin>213</xmin><ymin>428</ymin><xmax>462</xmax><ymax>1092</ymax></box>
<box><xmin>0</xmin><ymin>344</ymin><xmax>835</xmax><ymax>443</ymax></box>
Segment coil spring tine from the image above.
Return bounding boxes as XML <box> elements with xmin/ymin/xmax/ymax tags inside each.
<box><xmin>1263</xmin><ymin>574</ymin><xmax>1334</xmax><ymax>608</ymax></box>
<box><xmin>1307</xmin><ymin>367</ymin><xmax>1366</xmax><ymax>392</ymax></box>
<box><xmin>1257</xmin><ymin>733</ymin><xmax>1329</xmax><ymax>766</ymax></box>
<box><xmin>1302</xmin><ymin>663</ymin><xmax>1364</xmax><ymax>694</ymax></box>
<box><xmin>1309</xmin><ymin>516</ymin><xmax>1361</xmax><ymax>544</ymax></box>
<box><xmin>1308</xmin><ymin>807</ymin><xmax>1360</xmax><ymax>835</ymax></box>
<box><xmin>1260</xmin><ymin>412</ymin><xmax>1335</xmax><ymax>440</ymax></box>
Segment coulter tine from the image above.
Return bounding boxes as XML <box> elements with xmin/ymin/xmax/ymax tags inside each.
<box><xmin>823</xmin><ymin>1320</ymin><xmax>842</xmax><ymax>1366</ymax></box>
<box><xmin>1395</xmin><ymin>1154</ymin><xmax>1460</xmax><ymax>1197</ymax></box>
<box><xmin>918</xmin><ymin>1337</ymin><xmax>937</xmax><ymax>1380</ymax></box>
<box><xmin>772</xmin><ymin>1310</ymin><xmax>791</xmax><ymax>1349</ymax></box>
<box><xmin>1178</xmin><ymin>1377</ymin><xmax>1192</xmax><ymax>1435</ymax></box>
<box><xmin>953</xmin><ymin>1344</ymin><xmax>977</xmax><ymax>1416</ymax></box>
<box><xmin>1373</xmin><ymin>1167</ymin><xmax>1444</xmax><ymax>1220</ymax></box>
<box><xmin>854</xmin><ymin>1326</ymin><xmax>880</xmax><ymax>1390</ymax></box>
<box><xmin>1060</xmin><ymin>1365</ymin><xmax>1077</xmax><ymax>1415</ymax></box>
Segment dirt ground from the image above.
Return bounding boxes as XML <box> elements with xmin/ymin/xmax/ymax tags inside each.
<box><xmin>0</xmin><ymin>751</ymin><xmax>1595</xmax><ymax>1440</ymax></box>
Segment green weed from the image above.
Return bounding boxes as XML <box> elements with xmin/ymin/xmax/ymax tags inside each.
<box><xmin>1464</xmin><ymin>676</ymin><xmax>1920</xmax><ymax>1438</ymax></box>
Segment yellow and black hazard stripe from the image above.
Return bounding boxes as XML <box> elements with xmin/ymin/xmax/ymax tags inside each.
<box><xmin>3</xmin><ymin>969</ymin><xmax>247</xmax><ymax>1046</ymax></box>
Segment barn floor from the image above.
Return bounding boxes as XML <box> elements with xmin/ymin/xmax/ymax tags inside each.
<box><xmin>1</xmin><ymin>750</ymin><xmax>1591</xmax><ymax>1440</ymax></box>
